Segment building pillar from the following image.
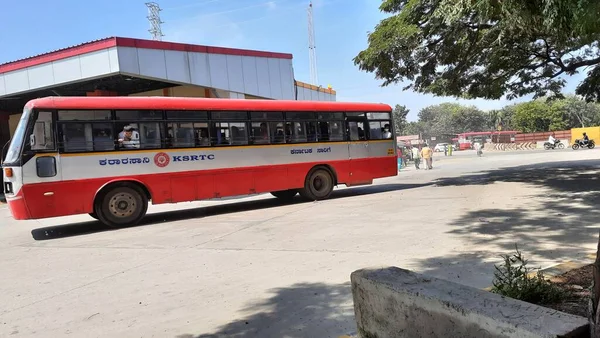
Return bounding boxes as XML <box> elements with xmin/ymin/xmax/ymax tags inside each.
<box><xmin>86</xmin><ymin>89</ymin><xmax>118</xmax><ymax>97</ymax></box>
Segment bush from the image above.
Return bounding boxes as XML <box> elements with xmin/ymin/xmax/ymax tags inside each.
<box><xmin>491</xmin><ymin>245</ymin><xmax>565</xmax><ymax>304</ymax></box>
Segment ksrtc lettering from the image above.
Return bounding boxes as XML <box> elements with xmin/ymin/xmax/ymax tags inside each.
<box><xmin>173</xmin><ymin>154</ymin><xmax>215</xmax><ymax>162</ymax></box>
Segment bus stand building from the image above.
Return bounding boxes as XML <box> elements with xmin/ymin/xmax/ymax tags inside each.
<box><xmin>0</xmin><ymin>36</ymin><xmax>337</xmax><ymax>161</ymax></box>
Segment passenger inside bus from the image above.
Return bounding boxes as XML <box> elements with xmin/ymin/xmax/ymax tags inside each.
<box><xmin>118</xmin><ymin>125</ymin><xmax>140</xmax><ymax>149</ymax></box>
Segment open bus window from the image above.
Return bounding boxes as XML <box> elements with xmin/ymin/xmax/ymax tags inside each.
<box><xmin>368</xmin><ymin>121</ymin><xmax>392</xmax><ymax>140</ymax></box>
<box><xmin>30</xmin><ymin>111</ymin><xmax>55</xmax><ymax>151</ymax></box>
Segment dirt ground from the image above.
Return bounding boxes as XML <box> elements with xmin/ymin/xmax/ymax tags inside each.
<box><xmin>546</xmin><ymin>264</ymin><xmax>593</xmax><ymax>317</ymax></box>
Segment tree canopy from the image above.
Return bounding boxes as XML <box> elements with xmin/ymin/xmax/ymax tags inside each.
<box><xmin>355</xmin><ymin>0</ymin><xmax>600</xmax><ymax>102</ymax></box>
<box><xmin>398</xmin><ymin>96</ymin><xmax>600</xmax><ymax>136</ymax></box>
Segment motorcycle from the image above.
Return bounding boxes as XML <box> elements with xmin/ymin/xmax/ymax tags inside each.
<box><xmin>544</xmin><ymin>140</ymin><xmax>565</xmax><ymax>150</ymax></box>
<box><xmin>572</xmin><ymin>139</ymin><xmax>596</xmax><ymax>150</ymax></box>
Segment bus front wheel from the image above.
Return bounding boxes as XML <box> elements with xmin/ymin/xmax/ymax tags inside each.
<box><xmin>95</xmin><ymin>185</ymin><xmax>148</xmax><ymax>228</ymax></box>
<box><xmin>271</xmin><ymin>189</ymin><xmax>298</xmax><ymax>200</ymax></box>
<box><xmin>299</xmin><ymin>168</ymin><xmax>334</xmax><ymax>201</ymax></box>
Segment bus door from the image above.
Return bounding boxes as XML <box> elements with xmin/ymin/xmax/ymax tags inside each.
<box><xmin>346</xmin><ymin>116</ymin><xmax>372</xmax><ymax>185</ymax></box>
<box><xmin>26</xmin><ymin>110</ymin><xmax>62</xmax><ymax>218</ymax></box>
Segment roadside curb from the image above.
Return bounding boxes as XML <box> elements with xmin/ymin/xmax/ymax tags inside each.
<box><xmin>483</xmin><ymin>259</ymin><xmax>593</xmax><ymax>291</ymax></box>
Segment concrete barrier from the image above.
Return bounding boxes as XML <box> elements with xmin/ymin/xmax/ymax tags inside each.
<box><xmin>351</xmin><ymin>267</ymin><xmax>588</xmax><ymax>338</ymax></box>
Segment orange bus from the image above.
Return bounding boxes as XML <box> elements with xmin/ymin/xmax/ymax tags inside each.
<box><xmin>2</xmin><ymin>97</ymin><xmax>397</xmax><ymax>227</ymax></box>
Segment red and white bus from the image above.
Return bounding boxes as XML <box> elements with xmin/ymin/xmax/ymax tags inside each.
<box><xmin>2</xmin><ymin>97</ymin><xmax>397</xmax><ymax>227</ymax></box>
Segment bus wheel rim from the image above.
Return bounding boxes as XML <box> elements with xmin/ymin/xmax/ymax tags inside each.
<box><xmin>109</xmin><ymin>192</ymin><xmax>137</xmax><ymax>218</ymax></box>
<box><xmin>312</xmin><ymin>173</ymin><xmax>329</xmax><ymax>194</ymax></box>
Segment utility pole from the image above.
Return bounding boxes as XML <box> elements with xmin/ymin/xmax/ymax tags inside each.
<box><xmin>307</xmin><ymin>1</ymin><xmax>319</xmax><ymax>85</ymax></box>
<box><xmin>145</xmin><ymin>2</ymin><xmax>164</xmax><ymax>41</ymax></box>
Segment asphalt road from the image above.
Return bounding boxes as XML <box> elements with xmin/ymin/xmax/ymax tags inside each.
<box><xmin>1</xmin><ymin>148</ymin><xmax>599</xmax><ymax>338</ymax></box>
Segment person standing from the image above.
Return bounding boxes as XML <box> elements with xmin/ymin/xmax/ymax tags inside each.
<box><xmin>397</xmin><ymin>147</ymin><xmax>403</xmax><ymax>171</ymax></box>
<box><xmin>421</xmin><ymin>143</ymin><xmax>433</xmax><ymax>170</ymax></box>
<box><xmin>412</xmin><ymin>145</ymin><xmax>421</xmax><ymax>169</ymax></box>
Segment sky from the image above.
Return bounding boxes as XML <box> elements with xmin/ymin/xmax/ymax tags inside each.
<box><xmin>0</xmin><ymin>0</ymin><xmax>586</xmax><ymax>121</ymax></box>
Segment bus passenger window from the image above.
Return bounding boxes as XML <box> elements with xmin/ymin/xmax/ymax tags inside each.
<box><xmin>306</xmin><ymin>122</ymin><xmax>318</xmax><ymax>142</ymax></box>
<box><xmin>330</xmin><ymin>121</ymin><xmax>345</xmax><ymax>141</ymax></box>
<box><xmin>369</xmin><ymin>122</ymin><xmax>383</xmax><ymax>140</ymax></box>
<box><xmin>230</xmin><ymin>123</ymin><xmax>248</xmax><ymax>145</ymax></box>
<box><xmin>116</xmin><ymin>125</ymin><xmax>141</xmax><ymax>149</ymax></box>
<box><xmin>251</xmin><ymin>122</ymin><xmax>270</xmax><ymax>144</ymax></box>
<box><xmin>368</xmin><ymin>121</ymin><xmax>392</xmax><ymax>140</ymax></box>
<box><xmin>169</xmin><ymin>123</ymin><xmax>195</xmax><ymax>148</ymax></box>
<box><xmin>92</xmin><ymin>123</ymin><xmax>114</xmax><ymax>151</ymax></box>
<box><xmin>348</xmin><ymin>121</ymin><xmax>365</xmax><ymax>141</ymax></box>
<box><xmin>139</xmin><ymin>123</ymin><xmax>162</xmax><ymax>149</ymax></box>
<box><xmin>61</xmin><ymin>123</ymin><xmax>90</xmax><ymax>152</ymax></box>
<box><xmin>211</xmin><ymin>122</ymin><xmax>231</xmax><ymax>145</ymax></box>
<box><xmin>317</xmin><ymin>122</ymin><xmax>330</xmax><ymax>141</ymax></box>
<box><xmin>286</xmin><ymin>122</ymin><xmax>307</xmax><ymax>143</ymax></box>
<box><xmin>270</xmin><ymin>122</ymin><xmax>285</xmax><ymax>143</ymax></box>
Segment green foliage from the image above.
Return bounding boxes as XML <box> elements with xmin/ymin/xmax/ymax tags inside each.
<box><xmin>511</xmin><ymin>100</ymin><xmax>567</xmax><ymax>133</ymax></box>
<box><xmin>491</xmin><ymin>246</ymin><xmax>565</xmax><ymax>305</ymax></box>
<box><xmin>404</xmin><ymin>96</ymin><xmax>600</xmax><ymax>135</ymax></box>
<box><xmin>411</xmin><ymin>103</ymin><xmax>490</xmax><ymax>136</ymax></box>
<box><xmin>355</xmin><ymin>0</ymin><xmax>600</xmax><ymax>101</ymax></box>
<box><xmin>392</xmin><ymin>104</ymin><xmax>410</xmax><ymax>134</ymax></box>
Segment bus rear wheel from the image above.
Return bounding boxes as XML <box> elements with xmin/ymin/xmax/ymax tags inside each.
<box><xmin>95</xmin><ymin>185</ymin><xmax>148</xmax><ymax>228</ymax></box>
<box><xmin>271</xmin><ymin>189</ymin><xmax>298</xmax><ymax>200</ymax></box>
<box><xmin>299</xmin><ymin>168</ymin><xmax>334</xmax><ymax>201</ymax></box>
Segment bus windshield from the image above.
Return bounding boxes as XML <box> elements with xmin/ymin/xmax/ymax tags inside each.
<box><xmin>3</xmin><ymin>107</ymin><xmax>31</xmax><ymax>164</ymax></box>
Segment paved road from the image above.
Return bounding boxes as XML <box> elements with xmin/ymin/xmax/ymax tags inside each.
<box><xmin>1</xmin><ymin>149</ymin><xmax>599</xmax><ymax>338</ymax></box>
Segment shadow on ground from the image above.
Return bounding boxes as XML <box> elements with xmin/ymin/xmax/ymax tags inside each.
<box><xmin>176</xmin><ymin>282</ymin><xmax>354</xmax><ymax>338</ymax></box>
<box><xmin>31</xmin><ymin>182</ymin><xmax>429</xmax><ymax>241</ymax></box>
<box><xmin>416</xmin><ymin>159</ymin><xmax>600</xmax><ymax>285</ymax></box>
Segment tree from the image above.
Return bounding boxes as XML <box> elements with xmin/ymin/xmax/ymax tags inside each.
<box><xmin>354</xmin><ymin>0</ymin><xmax>600</xmax><ymax>102</ymax></box>
<box><xmin>392</xmin><ymin>104</ymin><xmax>410</xmax><ymax>134</ymax></box>
<box><xmin>552</xmin><ymin>95</ymin><xmax>600</xmax><ymax>128</ymax></box>
<box><xmin>511</xmin><ymin>100</ymin><xmax>568</xmax><ymax>132</ymax></box>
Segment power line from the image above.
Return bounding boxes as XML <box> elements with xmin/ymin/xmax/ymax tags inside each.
<box><xmin>145</xmin><ymin>2</ymin><xmax>165</xmax><ymax>41</ymax></box>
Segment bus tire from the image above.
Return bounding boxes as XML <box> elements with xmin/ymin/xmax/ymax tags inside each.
<box><xmin>95</xmin><ymin>185</ymin><xmax>148</xmax><ymax>228</ymax></box>
<box><xmin>271</xmin><ymin>189</ymin><xmax>298</xmax><ymax>200</ymax></box>
<box><xmin>299</xmin><ymin>168</ymin><xmax>334</xmax><ymax>201</ymax></box>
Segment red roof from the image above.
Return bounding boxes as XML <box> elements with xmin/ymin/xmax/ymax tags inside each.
<box><xmin>25</xmin><ymin>96</ymin><xmax>391</xmax><ymax>112</ymax></box>
<box><xmin>0</xmin><ymin>37</ymin><xmax>294</xmax><ymax>74</ymax></box>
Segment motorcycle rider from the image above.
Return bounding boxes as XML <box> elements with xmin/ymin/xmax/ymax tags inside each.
<box><xmin>548</xmin><ymin>133</ymin><xmax>557</xmax><ymax>145</ymax></box>
<box><xmin>583</xmin><ymin>132</ymin><xmax>590</xmax><ymax>146</ymax></box>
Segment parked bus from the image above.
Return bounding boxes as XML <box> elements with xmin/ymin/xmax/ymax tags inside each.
<box><xmin>2</xmin><ymin>97</ymin><xmax>397</xmax><ymax>228</ymax></box>
<box><xmin>456</xmin><ymin>131</ymin><xmax>518</xmax><ymax>150</ymax></box>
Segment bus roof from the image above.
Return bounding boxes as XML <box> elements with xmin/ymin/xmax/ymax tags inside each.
<box><xmin>25</xmin><ymin>96</ymin><xmax>392</xmax><ymax>112</ymax></box>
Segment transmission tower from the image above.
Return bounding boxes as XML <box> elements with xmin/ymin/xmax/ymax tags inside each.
<box><xmin>307</xmin><ymin>1</ymin><xmax>319</xmax><ymax>85</ymax></box>
<box><xmin>145</xmin><ymin>2</ymin><xmax>164</xmax><ymax>41</ymax></box>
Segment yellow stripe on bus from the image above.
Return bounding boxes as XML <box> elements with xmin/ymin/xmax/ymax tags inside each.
<box><xmin>50</xmin><ymin>140</ymin><xmax>394</xmax><ymax>158</ymax></box>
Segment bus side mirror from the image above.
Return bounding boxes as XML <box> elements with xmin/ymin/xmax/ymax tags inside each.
<box><xmin>36</xmin><ymin>156</ymin><xmax>56</xmax><ymax>178</ymax></box>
